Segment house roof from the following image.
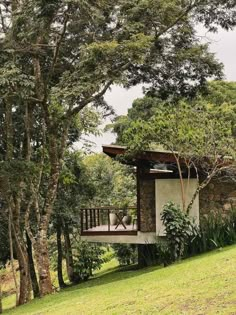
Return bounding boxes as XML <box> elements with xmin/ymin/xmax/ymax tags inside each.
<box><xmin>102</xmin><ymin>144</ymin><xmax>181</xmax><ymax>165</ymax></box>
<box><xmin>102</xmin><ymin>144</ymin><xmax>234</xmax><ymax>174</ymax></box>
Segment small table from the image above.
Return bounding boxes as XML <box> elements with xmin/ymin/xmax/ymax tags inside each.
<box><xmin>115</xmin><ymin>211</ymin><xmax>127</xmax><ymax>230</ymax></box>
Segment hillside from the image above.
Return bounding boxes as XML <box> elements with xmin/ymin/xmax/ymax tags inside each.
<box><xmin>3</xmin><ymin>245</ymin><xmax>236</xmax><ymax>315</ymax></box>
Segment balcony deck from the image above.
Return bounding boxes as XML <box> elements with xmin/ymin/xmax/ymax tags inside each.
<box><xmin>82</xmin><ymin>223</ymin><xmax>138</xmax><ymax>235</ymax></box>
<box><xmin>80</xmin><ymin>206</ymin><xmax>138</xmax><ymax>236</ymax></box>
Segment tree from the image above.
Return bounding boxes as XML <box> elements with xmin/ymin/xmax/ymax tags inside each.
<box><xmin>83</xmin><ymin>154</ymin><xmax>136</xmax><ymax>207</ymax></box>
<box><xmin>108</xmin><ymin>81</ymin><xmax>236</xmax><ymax>145</ymax></box>
<box><xmin>1</xmin><ymin>0</ymin><xmax>236</xmax><ymax>302</ymax></box>
<box><xmin>122</xmin><ymin>98</ymin><xmax>236</xmax><ymax>213</ymax></box>
<box><xmin>53</xmin><ymin>150</ymin><xmax>95</xmax><ymax>285</ymax></box>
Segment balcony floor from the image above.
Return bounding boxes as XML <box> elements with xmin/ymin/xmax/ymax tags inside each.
<box><xmin>82</xmin><ymin>224</ymin><xmax>137</xmax><ymax>235</ymax></box>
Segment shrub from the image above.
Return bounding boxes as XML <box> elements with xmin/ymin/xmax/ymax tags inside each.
<box><xmin>73</xmin><ymin>241</ymin><xmax>104</xmax><ymax>282</ymax></box>
<box><xmin>112</xmin><ymin>244</ymin><xmax>137</xmax><ymax>266</ymax></box>
<box><xmin>154</xmin><ymin>238</ymin><xmax>173</xmax><ymax>267</ymax></box>
<box><xmin>161</xmin><ymin>202</ymin><xmax>199</xmax><ymax>262</ymax></box>
<box><xmin>187</xmin><ymin>208</ymin><xmax>236</xmax><ymax>255</ymax></box>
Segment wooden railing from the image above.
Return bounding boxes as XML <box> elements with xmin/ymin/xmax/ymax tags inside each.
<box><xmin>80</xmin><ymin>206</ymin><xmax>137</xmax><ymax>234</ymax></box>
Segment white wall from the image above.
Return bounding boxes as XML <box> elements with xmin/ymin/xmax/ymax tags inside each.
<box><xmin>155</xmin><ymin>178</ymin><xmax>199</xmax><ymax>236</ymax></box>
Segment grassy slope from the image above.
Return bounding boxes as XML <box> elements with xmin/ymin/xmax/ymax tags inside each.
<box><xmin>4</xmin><ymin>245</ymin><xmax>236</xmax><ymax>315</ymax></box>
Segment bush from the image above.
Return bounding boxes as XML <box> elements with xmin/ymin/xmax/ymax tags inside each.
<box><xmin>187</xmin><ymin>208</ymin><xmax>236</xmax><ymax>255</ymax></box>
<box><xmin>73</xmin><ymin>241</ymin><xmax>104</xmax><ymax>282</ymax></box>
<box><xmin>161</xmin><ymin>202</ymin><xmax>199</xmax><ymax>262</ymax></box>
<box><xmin>154</xmin><ymin>238</ymin><xmax>172</xmax><ymax>267</ymax></box>
<box><xmin>112</xmin><ymin>244</ymin><xmax>137</xmax><ymax>266</ymax></box>
<box><xmin>155</xmin><ymin>204</ymin><xmax>236</xmax><ymax>267</ymax></box>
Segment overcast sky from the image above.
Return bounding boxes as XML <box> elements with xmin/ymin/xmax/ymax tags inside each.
<box><xmin>82</xmin><ymin>27</ymin><xmax>236</xmax><ymax>152</ymax></box>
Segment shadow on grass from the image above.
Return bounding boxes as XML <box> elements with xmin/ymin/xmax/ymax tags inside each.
<box><xmin>66</xmin><ymin>244</ymin><xmax>236</xmax><ymax>293</ymax></box>
<box><xmin>65</xmin><ymin>263</ymin><xmax>161</xmax><ymax>293</ymax></box>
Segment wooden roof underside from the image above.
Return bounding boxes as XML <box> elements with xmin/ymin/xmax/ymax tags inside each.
<box><xmin>102</xmin><ymin>145</ymin><xmax>183</xmax><ymax>167</ymax></box>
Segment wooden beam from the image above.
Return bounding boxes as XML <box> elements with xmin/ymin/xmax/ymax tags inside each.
<box><xmin>81</xmin><ymin>231</ymin><xmax>138</xmax><ymax>236</ymax></box>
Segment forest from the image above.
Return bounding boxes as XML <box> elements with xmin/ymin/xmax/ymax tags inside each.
<box><xmin>0</xmin><ymin>0</ymin><xmax>236</xmax><ymax>313</ymax></box>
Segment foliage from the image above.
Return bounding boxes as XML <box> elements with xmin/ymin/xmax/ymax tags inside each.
<box><xmin>110</xmin><ymin>81</ymin><xmax>236</xmax><ymax>146</ymax></box>
<box><xmin>53</xmin><ymin>151</ymin><xmax>95</xmax><ymax>221</ymax></box>
<box><xmin>154</xmin><ymin>239</ymin><xmax>172</xmax><ymax>267</ymax></box>
<box><xmin>161</xmin><ymin>202</ymin><xmax>199</xmax><ymax>262</ymax></box>
<box><xmin>122</xmin><ymin>98</ymin><xmax>235</xmax><ymax>158</ymax></box>
<box><xmin>82</xmin><ymin>154</ymin><xmax>136</xmax><ymax>207</ymax></box>
<box><xmin>73</xmin><ymin>241</ymin><xmax>104</xmax><ymax>282</ymax></box>
<box><xmin>112</xmin><ymin>244</ymin><xmax>137</xmax><ymax>266</ymax></box>
<box><xmin>121</xmin><ymin>98</ymin><xmax>236</xmax><ymax>213</ymax></box>
<box><xmin>186</xmin><ymin>208</ymin><xmax>236</xmax><ymax>256</ymax></box>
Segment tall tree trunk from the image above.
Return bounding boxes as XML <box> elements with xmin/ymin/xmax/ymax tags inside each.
<box><xmin>10</xmin><ymin>197</ymin><xmax>32</xmax><ymax>305</ymax></box>
<box><xmin>26</xmin><ymin>233</ymin><xmax>40</xmax><ymax>298</ymax></box>
<box><xmin>33</xmin><ymin>217</ymin><xmax>53</xmax><ymax>296</ymax></box>
<box><xmin>33</xmin><ymin>152</ymin><xmax>61</xmax><ymax>296</ymax></box>
<box><xmin>63</xmin><ymin>221</ymin><xmax>74</xmax><ymax>283</ymax></box>
<box><xmin>56</xmin><ymin>217</ymin><xmax>66</xmax><ymax>288</ymax></box>
<box><xmin>16</xmin><ymin>245</ymin><xmax>31</xmax><ymax>305</ymax></box>
<box><xmin>8</xmin><ymin>208</ymin><xmax>19</xmax><ymax>306</ymax></box>
<box><xmin>11</xmin><ymin>210</ymin><xmax>31</xmax><ymax>305</ymax></box>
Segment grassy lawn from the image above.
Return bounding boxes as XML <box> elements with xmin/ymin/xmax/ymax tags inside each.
<box><xmin>3</xmin><ymin>245</ymin><xmax>236</xmax><ymax>315</ymax></box>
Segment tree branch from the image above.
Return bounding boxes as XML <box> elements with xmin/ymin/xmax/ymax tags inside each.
<box><xmin>156</xmin><ymin>0</ymin><xmax>199</xmax><ymax>38</ymax></box>
<box><xmin>66</xmin><ymin>80</ymin><xmax>113</xmax><ymax>118</ymax></box>
<box><xmin>49</xmin><ymin>7</ymin><xmax>70</xmax><ymax>76</ymax></box>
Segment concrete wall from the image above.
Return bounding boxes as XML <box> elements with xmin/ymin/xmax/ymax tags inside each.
<box><xmin>155</xmin><ymin>179</ymin><xmax>199</xmax><ymax>236</ymax></box>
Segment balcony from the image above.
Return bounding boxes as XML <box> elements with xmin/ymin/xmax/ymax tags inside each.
<box><xmin>80</xmin><ymin>206</ymin><xmax>138</xmax><ymax>236</ymax></box>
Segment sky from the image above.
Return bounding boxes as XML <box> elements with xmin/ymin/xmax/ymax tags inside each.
<box><xmin>83</xmin><ymin>26</ymin><xmax>236</xmax><ymax>152</ymax></box>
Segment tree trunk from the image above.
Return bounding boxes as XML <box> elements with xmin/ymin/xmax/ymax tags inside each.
<box><xmin>12</xmin><ymin>223</ymin><xmax>31</xmax><ymax>305</ymax></box>
<box><xmin>56</xmin><ymin>217</ymin><xmax>66</xmax><ymax>288</ymax></box>
<box><xmin>33</xmin><ymin>152</ymin><xmax>61</xmax><ymax>296</ymax></box>
<box><xmin>10</xmin><ymin>205</ymin><xmax>31</xmax><ymax>305</ymax></box>
<box><xmin>33</xmin><ymin>223</ymin><xmax>53</xmax><ymax>296</ymax></box>
<box><xmin>63</xmin><ymin>221</ymin><xmax>74</xmax><ymax>283</ymax></box>
<box><xmin>17</xmin><ymin>245</ymin><xmax>32</xmax><ymax>305</ymax></box>
<box><xmin>8</xmin><ymin>208</ymin><xmax>19</xmax><ymax>306</ymax></box>
<box><xmin>26</xmin><ymin>233</ymin><xmax>40</xmax><ymax>298</ymax></box>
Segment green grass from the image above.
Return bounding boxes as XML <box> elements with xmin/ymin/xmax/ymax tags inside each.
<box><xmin>3</xmin><ymin>245</ymin><xmax>236</xmax><ymax>315</ymax></box>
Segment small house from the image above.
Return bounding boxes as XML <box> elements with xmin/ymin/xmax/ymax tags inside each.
<box><xmin>81</xmin><ymin>145</ymin><xmax>235</xmax><ymax>244</ymax></box>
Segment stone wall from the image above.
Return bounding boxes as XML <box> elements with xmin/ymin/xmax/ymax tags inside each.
<box><xmin>139</xmin><ymin>177</ymin><xmax>236</xmax><ymax>233</ymax></box>
<box><xmin>199</xmin><ymin>179</ymin><xmax>236</xmax><ymax>218</ymax></box>
<box><xmin>139</xmin><ymin>179</ymin><xmax>156</xmax><ymax>232</ymax></box>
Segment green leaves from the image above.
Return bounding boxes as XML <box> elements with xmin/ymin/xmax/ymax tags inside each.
<box><xmin>161</xmin><ymin>202</ymin><xmax>199</xmax><ymax>261</ymax></box>
<box><xmin>73</xmin><ymin>240</ymin><xmax>104</xmax><ymax>282</ymax></box>
<box><xmin>83</xmin><ymin>154</ymin><xmax>136</xmax><ymax>207</ymax></box>
<box><xmin>0</xmin><ymin>62</ymin><xmax>34</xmax><ymax>98</ymax></box>
<box><xmin>121</xmin><ymin>95</ymin><xmax>236</xmax><ymax>164</ymax></box>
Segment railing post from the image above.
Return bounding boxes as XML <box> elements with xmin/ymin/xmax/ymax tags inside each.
<box><xmin>90</xmin><ymin>209</ymin><xmax>93</xmax><ymax>228</ymax></box>
<box><xmin>93</xmin><ymin>209</ymin><xmax>96</xmax><ymax>227</ymax></box>
<box><xmin>81</xmin><ymin>210</ymin><xmax>84</xmax><ymax>232</ymax></box>
<box><xmin>108</xmin><ymin>209</ymin><xmax>110</xmax><ymax>232</ymax></box>
<box><xmin>97</xmin><ymin>209</ymin><xmax>100</xmax><ymax>226</ymax></box>
<box><xmin>85</xmin><ymin>209</ymin><xmax>88</xmax><ymax>230</ymax></box>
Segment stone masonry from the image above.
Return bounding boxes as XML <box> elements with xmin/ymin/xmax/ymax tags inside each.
<box><xmin>199</xmin><ymin>179</ymin><xmax>236</xmax><ymax>218</ymax></box>
<box><xmin>139</xmin><ymin>179</ymin><xmax>156</xmax><ymax>232</ymax></box>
